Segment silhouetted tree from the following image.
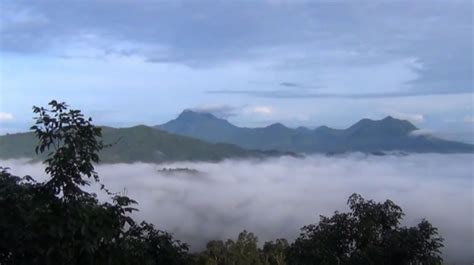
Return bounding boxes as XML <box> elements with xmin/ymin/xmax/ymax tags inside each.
<box><xmin>286</xmin><ymin>194</ymin><xmax>444</xmax><ymax>265</ymax></box>
<box><xmin>0</xmin><ymin>100</ymin><xmax>189</xmax><ymax>265</ymax></box>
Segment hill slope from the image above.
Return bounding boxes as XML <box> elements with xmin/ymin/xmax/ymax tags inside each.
<box><xmin>0</xmin><ymin>125</ymin><xmax>289</xmax><ymax>163</ymax></box>
<box><xmin>158</xmin><ymin>111</ymin><xmax>474</xmax><ymax>153</ymax></box>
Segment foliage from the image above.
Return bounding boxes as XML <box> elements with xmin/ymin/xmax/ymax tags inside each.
<box><xmin>0</xmin><ymin>101</ymin><xmax>189</xmax><ymax>265</ymax></box>
<box><xmin>261</xmin><ymin>239</ymin><xmax>289</xmax><ymax>265</ymax></box>
<box><xmin>195</xmin><ymin>230</ymin><xmax>261</xmax><ymax>265</ymax></box>
<box><xmin>194</xmin><ymin>231</ymin><xmax>288</xmax><ymax>265</ymax></box>
<box><xmin>30</xmin><ymin>100</ymin><xmax>104</xmax><ymax>199</ymax></box>
<box><xmin>286</xmin><ymin>194</ymin><xmax>444</xmax><ymax>265</ymax></box>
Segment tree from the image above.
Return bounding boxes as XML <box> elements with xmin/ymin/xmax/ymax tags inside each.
<box><xmin>0</xmin><ymin>100</ymin><xmax>189</xmax><ymax>265</ymax></box>
<box><xmin>30</xmin><ymin>100</ymin><xmax>104</xmax><ymax>199</ymax></box>
<box><xmin>287</xmin><ymin>194</ymin><xmax>444</xmax><ymax>265</ymax></box>
<box><xmin>261</xmin><ymin>239</ymin><xmax>289</xmax><ymax>265</ymax></box>
<box><xmin>195</xmin><ymin>231</ymin><xmax>263</xmax><ymax>265</ymax></box>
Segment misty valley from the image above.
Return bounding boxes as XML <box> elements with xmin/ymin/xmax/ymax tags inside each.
<box><xmin>1</xmin><ymin>2</ymin><xmax>473</xmax><ymax>264</ymax></box>
<box><xmin>2</xmin><ymin>153</ymin><xmax>472</xmax><ymax>264</ymax></box>
<box><xmin>0</xmin><ymin>101</ymin><xmax>472</xmax><ymax>265</ymax></box>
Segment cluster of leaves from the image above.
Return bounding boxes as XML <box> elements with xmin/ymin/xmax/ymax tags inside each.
<box><xmin>194</xmin><ymin>231</ymin><xmax>288</xmax><ymax>265</ymax></box>
<box><xmin>286</xmin><ymin>194</ymin><xmax>444</xmax><ymax>265</ymax></box>
<box><xmin>0</xmin><ymin>101</ymin><xmax>444</xmax><ymax>265</ymax></box>
<box><xmin>0</xmin><ymin>101</ymin><xmax>189</xmax><ymax>265</ymax></box>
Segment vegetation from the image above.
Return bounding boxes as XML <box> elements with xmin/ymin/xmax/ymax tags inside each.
<box><xmin>158</xmin><ymin>167</ymin><xmax>202</xmax><ymax>175</ymax></box>
<box><xmin>286</xmin><ymin>194</ymin><xmax>444</xmax><ymax>265</ymax></box>
<box><xmin>0</xmin><ymin>101</ymin><xmax>444</xmax><ymax>264</ymax></box>
<box><xmin>0</xmin><ymin>101</ymin><xmax>190</xmax><ymax>265</ymax></box>
<box><xmin>0</xmin><ymin>125</ymin><xmax>282</xmax><ymax>163</ymax></box>
<box><xmin>194</xmin><ymin>232</ymin><xmax>289</xmax><ymax>265</ymax></box>
<box><xmin>192</xmin><ymin>195</ymin><xmax>444</xmax><ymax>265</ymax></box>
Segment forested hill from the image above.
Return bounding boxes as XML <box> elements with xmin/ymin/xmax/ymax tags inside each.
<box><xmin>0</xmin><ymin>125</ymin><xmax>293</xmax><ymax>163</ymax></box>
<box><xmin>158</xmin><ymin>110</ymin><xmax>474</xmax><ymax>153</ymax></box>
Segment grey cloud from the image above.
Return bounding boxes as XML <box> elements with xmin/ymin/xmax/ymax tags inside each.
<box><xmin>206</xmin><ymin>89</ymin><xmax>468</xmax><ymax>99</ymax></box>
<box><xmin>188</xmin><ymin>105</ymin><xmax>238</xmax><ymax>118</ymax></box>
<box><xmin>1</xmin><ymin>1</ymin><xmax>472</xmax><ymax>93</ymax></box>
<box><xmin>280</xmin><ymin>82</ymin><xmax>302</xmax><ymax>88</ymax></box>
<box><xmin>1</xmin><ymin>1</ymin><xmax>308</xmax><ymax>63</ymax></box>
<box><xmin>1</xmin><ymin>154</ymin><xmax>473</xmax><ymax>264</ymax></box>
<box><xmin>277</xmin><ymin>81</ymin><xmax>323</xmax><ymax>90</ymax></box>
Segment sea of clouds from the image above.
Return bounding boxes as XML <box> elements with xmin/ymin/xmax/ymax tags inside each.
<box><xmin>1</xmin><ymin>153</ymin><xmax>473</xmax><ymax>264</ymax></box>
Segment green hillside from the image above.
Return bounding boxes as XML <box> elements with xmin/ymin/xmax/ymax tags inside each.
<box><xmin>0</xmin><ymin>125</ymin><xmax>283</xmax><ymax>163</ymax></box>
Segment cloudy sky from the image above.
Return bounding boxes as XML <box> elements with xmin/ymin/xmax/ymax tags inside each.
<box><xmin>0</xmin><ymin>1</ymin><xmax>472</xmax><ymax>141</ymax></box>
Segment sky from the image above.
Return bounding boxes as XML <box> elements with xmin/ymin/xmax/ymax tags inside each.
<box><xmin>0</xmin><ymin>0</ymin><xmax>473</xmax><ymax>142</ymax></box>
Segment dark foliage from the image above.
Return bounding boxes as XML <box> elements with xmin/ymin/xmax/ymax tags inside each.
<box><xmin>30</xmin><ymin>100</ymin><xmax>104</xmax><ymax>199</ymax></box>
<box><xmin>0</xmin><ymin>101</ymin><xmax>189</xmax><ymax>265</ymax></box>
<box><xmin>193</xmin><ymin>231</ymin><xmax>288</xmax><ymax>265</ymax></box>
<box><xmin>286</xmin><ymin>194</ymin><xmax>444</xmax><ymax>265</ymax></box>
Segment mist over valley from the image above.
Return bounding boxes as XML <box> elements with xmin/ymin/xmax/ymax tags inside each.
<box><xmin>2</xmin><ymin>153</ymin><xmax>472</xmax><ymax>264</ymax></box>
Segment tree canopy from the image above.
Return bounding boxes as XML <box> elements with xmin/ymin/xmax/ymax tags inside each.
<box><xmin>286</xmin><ymin>194</ymin><xmax>444</xmax><ymax>265</ymax></box>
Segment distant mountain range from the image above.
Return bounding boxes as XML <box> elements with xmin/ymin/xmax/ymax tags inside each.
<box><xmin>1</xmin><ymin>111</ymin><xmax>471</xmax><ymax>164</ymax></box>
<box><xmin>157</xmin><ymin>110</ymin><xmax>474</xmax><ymax>154</ymax></box>
<box><xmin>0</xmin><ymin>125</ymin><xmax>295</xmax><ymax>163</ymax></box>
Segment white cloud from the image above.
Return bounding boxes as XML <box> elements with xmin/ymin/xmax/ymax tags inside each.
<box><xmin>390</xmin><ymin>112</ymin><xmax>425</xmax><ymax>123</ymax></box>
<box><xmin>0</xmin><ymin>112</ymin><xmax>14</xmax><ymax>121</ymax></box>
<box><xmin>409</xmin><ymin>129</ymin><xmax>434</xmax><ymax>137</ymax></box>
<box><xmin>246</xmin><ymin>106</ymin><xmax>273</xmax><ymax>115</ymax></box>
<box><xmin>187</xmin><ymin>104</ymin><xmax>274</xmax><ymax>119</ymax></box>
<box><xmin>1</xmin><ymin>154</ymin><xmax>472</xmax><ymax>264</ymax></box>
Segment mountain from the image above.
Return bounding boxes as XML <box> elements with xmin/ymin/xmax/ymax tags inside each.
<box><xmin>0</xmin><ymin>125</ymin><xmax>294</xmax><ymax>163</ymax></box>
<box><xmin>157</xmin><ymin>111</ymin><xmax>474</xmax><ymax>153</ymax></box>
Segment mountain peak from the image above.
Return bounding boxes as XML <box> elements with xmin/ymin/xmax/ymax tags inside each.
<box><xmin>380</xmin><ymin>116</ymin><xmax>417</xmax><ymax>129</ymax></box>
<box><xmin>178</xmin><ymin>110</ymin><xmax>219</xmax><ymax>120</ymax></box>
<box><xmin>348</xmin><ymin>116</ymin><xmax>417</xmax><ymax>135</ymax></box>
<box><xmin>158</xmin><ymin>109</ymin><xmax>236</xmax><ymax>138</ymax></box>
<box><xmin>296</xmin><ymin>126</ymin><xmax>311</xmax><ymax>132</ymax></box>
<box><xmin>382</xmin><ymin>115</ymin><xmax>395</xmax><ymax>121</ymax></box>
<box><xmin>314</xmin><ymin>125</ymin><xmax>333</xmax><ymax>133</ymax></box>
<box><xmin>266</xmin><ymin>123</ymin><xmax>288</xmax><ymax>130</ymax></box>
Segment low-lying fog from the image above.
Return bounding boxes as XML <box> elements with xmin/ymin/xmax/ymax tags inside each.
<box><xmin>2</xmin><ymin>153</ymin><xmax>473</xmax><ymax>264</ymax></box>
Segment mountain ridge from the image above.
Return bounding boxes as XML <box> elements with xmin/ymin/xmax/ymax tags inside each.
<box><xmin>157</xmin><ymin>111</ymin><xmax>473</xmax><ymax>153</ymax></box>
<box><xmin>162</xmin><ymin>111</ymin><xmax>420</xmax><ymax>133</ymax></box>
